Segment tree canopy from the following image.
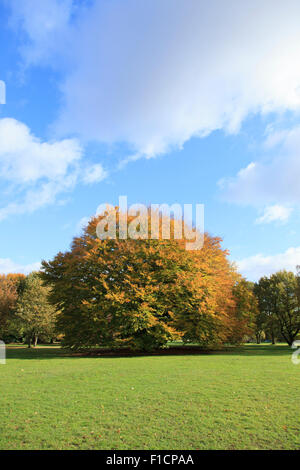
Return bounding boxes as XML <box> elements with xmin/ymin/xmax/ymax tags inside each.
<box><xmin>41</xmin><ymin>210</ymin><xmax>255</xmax><ymax>351</ymax></box>
<box><xmin>254</xmin><ymin>271</ymin><xmax>300</xmax><ymax>346</ymax></box>
<box><xmin>0</xmin><ymin>274</ymin><xmax>25</xmax><ymax>340</ymax></box>
<box><xmin>15</xmin><ymin>272</ymin><xmax>57</xmax><ymax>347</ymax></box>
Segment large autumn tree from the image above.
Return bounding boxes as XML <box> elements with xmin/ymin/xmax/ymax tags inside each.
<box><xmin>41</xmin><ymin>209</ymin><xmax>244</xmax><ymax>351</ymax></box>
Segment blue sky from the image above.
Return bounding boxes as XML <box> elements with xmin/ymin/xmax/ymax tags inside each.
<box><xmin>1</xmin><ymin>0</ymin><xmax>300</xmax><ymax>280</ymax></box>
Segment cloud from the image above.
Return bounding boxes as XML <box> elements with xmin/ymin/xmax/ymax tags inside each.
<box><xmin>82</xmin><ymin>164</ymin><xmax>107</xmax><ymax>184</ymax></box>
<box><xmin>8</xmin><ymin>0</ymin><xmax>73</xmax><ymax>66</ymax></box>
<box><xmin>220</xmin><ymin>124</ymin><xmax>300</xmax><ymax>207</ymax></box>
<box><xmin>9</xmin><ymin>0</ymin><xmax>300</xmax><ymax>159</ymax></box>
<box><xmin>0</xmin><ymin>118</ymin><xmax>82</xmax><ymax>184</ymax></box>
<box><xmin>0</xmin><ymin>117</ymin><xmax>82</xmax><ymax>220</ymax></box>
<box><xmin>0</xmin><ymin>258</ymin><xmax>41</xmax><ymax>275</ymax></box>
<box><xmin>0</xmin><ymin>118</ymin><xmax>107</xmax><ymax>221</ymax></box>
<box><xmin>0</xmin><ymin>175</ymin><xmax>77</xmax><ymax>221</ymax></box>
<box><xmin>255</xmin><ymin>205</ymin><xmax>293</xmax><ymax>224</ymax></box>
<box><xmin>237</xmin><ymin>246</ymin><xmax>300</xmax><ymax>281</ymax></box>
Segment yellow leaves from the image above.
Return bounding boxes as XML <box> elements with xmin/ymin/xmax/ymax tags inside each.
<box><xmin>41</xmin><ymin>208</ymin><xmax>241</xmax><ymax>350</ymax></box>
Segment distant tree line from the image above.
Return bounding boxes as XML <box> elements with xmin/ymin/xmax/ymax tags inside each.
<box><xmin>253</xmin><ymin>270</ymin><xmax>300</xmax><ymax>346</ymax></box>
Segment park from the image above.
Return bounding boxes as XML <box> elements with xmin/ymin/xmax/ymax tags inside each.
<box><xmin>1</xmin><ymin>0</ymin><xmax>300</xmax><ymax>454</ymax></box>
<box><xmin>1</xmin><ymin>212</ymin><xmax>300</xmax><ymax>450</ymax></box>
<box><xmin>1</xmin><ymin>343</ymin><xmax>299</xmax><ymax>450</ymax></box>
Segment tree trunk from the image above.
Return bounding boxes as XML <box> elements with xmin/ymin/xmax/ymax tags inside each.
<box><xmin>33</xmin><ymin>335</ymin><xmax>38</xmax><ymax>347</ymax></box>
<box><xmin>27</xmin><ymin>337</ymin><xmax>31</xmax><ymax>348</ymax></box>
<box><xmin>286</xmin><ymin>333</ymin><xmax>297</xmax><ymax>347</ymax></box>
<box><xmin>271</xmin><ymin>330</ymin><xmax>276</xmax><ymax>344</ymax></box>
<box><xmin>280</xmin><ymin>328</ymin><xmax>292</xmax><ymax>346</ymax></box>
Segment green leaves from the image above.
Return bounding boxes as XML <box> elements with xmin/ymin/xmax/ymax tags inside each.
<box><xmin>15</xmin><ymin>272</ymin><xmax>57</xmax><ymax>347</ymax></box>
<box><xmin>254</xmin><ymin>270</ymin><xmax>300</xmax><ymax>346</ymax></box>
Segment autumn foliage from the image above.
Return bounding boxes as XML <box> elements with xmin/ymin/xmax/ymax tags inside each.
<box><xmin>226</xmin><ymin>279</ymin><xmax>259</xmax><ymax>344</ymax></box>
<box><xmin>41</xmin><ymin>209</ymin><xmax>255</xmax><ymax>351</ymax></box>
<box><xmin>0</xmin><ymin>274</ymin><xmax>25</xmax><ymax>334</ymax></box>
<box><xmin>15</xmin><ymin>272</ymin><xmax>57</xmax><ymax>347</ymax></box>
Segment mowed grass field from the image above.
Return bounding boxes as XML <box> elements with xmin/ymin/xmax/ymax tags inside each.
<box><xmin>0</xmin><ymin>344</ymin><xmax>299</xmax><ymax>450</ymax></box>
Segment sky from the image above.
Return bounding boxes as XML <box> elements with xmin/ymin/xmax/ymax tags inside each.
<box><xmin>1</xmin><ymin>0</ymin><xmax>300</xmax><ymax>281</ymax></box>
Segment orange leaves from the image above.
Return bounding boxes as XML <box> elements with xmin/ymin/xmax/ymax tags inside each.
<box><xmin>0</xmin><ymin>273</ymin><xmax>25</xmax><ymax>331</ymax></box>
<box><xmin>41</xmin><ymin>208</ymin><xmax>243</xmax><ymax>350</ymax></box>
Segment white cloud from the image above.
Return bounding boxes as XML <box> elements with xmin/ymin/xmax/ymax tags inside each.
<box><xmin>255</xmin><ymin>205</ymin><xmax>293</xmax><ymax>224</ymax></box>
<box><xmin>221</xmin><ymin>124</ymin><xmax>300</xmax><ymax>207</ymax></box>
<box><xmin>0</xmin><ymin>118</ymin><xmax>82</xmax><ymax>220</ymax></box>
<box><xmin>0</xmin><ymin>118</ymin><xmax>107</xmax><ymax>221</ymax></box>
<box><xmin>237</xmin><ymin>246</ymin><xmax>300</xmax><ymax>281</ymax></box>
<box><xmin>0</xmin><ymin>175</ymin><xmax>77</xmax><ymax>221</ymax></box>
<box><xmin>8</xmin><ymin>0</ymin><xmax>73</xmax><ymax>66</ymax></box>
<box><xmin>0</xmin><ymin>258</ymin><xmax>41</xmax><ymax>275</ymax></box>
<box><xmin>0</xmin><ymin>118</ymin><xmax>82</xmax><ymax>184</ymax></box>
<box><xmin>9</xmin><ymin>0</ymin><xmax>300</xmax><ymax>159</ymax></box>
<box><xmin>82</xmin><ymin>164</ymin><xmax>107</xmax><ymax>184</ymax></box>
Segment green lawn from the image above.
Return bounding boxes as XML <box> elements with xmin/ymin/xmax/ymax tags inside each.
<box><xmin>0</xmin><ymin>344</ymin><xmax>299</xmax><ymax>450</ymax></box>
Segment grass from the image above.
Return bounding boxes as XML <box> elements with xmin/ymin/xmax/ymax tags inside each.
<box><xmin>0</xmin><ymin>343</ymin><xmax>299</xmax><ymax>450</ymax></box>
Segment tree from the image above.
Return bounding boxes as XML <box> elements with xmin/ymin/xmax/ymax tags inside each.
<box><xmin>41</xmin><ymin>209</ymin><xmax>237</xmax><ymax>351</ymax></box>
<box><xmin>171</xmin><ymin>235</ymin><xmax>236</xmax><ymax>346</ymax></box>
<box><xmin>0</xmin><ymin>274</ymin><xmax>25</xmax><ymax>341</ymax></box>
<box><xmin>255</xmin><ymin>271</ymin><xmax>300</xmax><ymax>346</ymax></box>
<box><xmin>16</xmin><ymin>272</ymin><xmax>57</xmax><ymax>347</ymax></box>
<box><xmin>254</xmin><ymin>309</ymin><xmax>267</xmax><ymax>344</ymax></box>
<box><xmin>226</xmin><ymin>279</ymin><xmax>258</xmax><ymax>344</ymax></box>
<box><xmin>254</xmin><ymin>277</ymin><xmax>279</xmax><ymax>344</ymax></box>
<box><xmin>271</xmin><ymin>271</ymin><xmax>300</xmax><ymax>346</ymax></box>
